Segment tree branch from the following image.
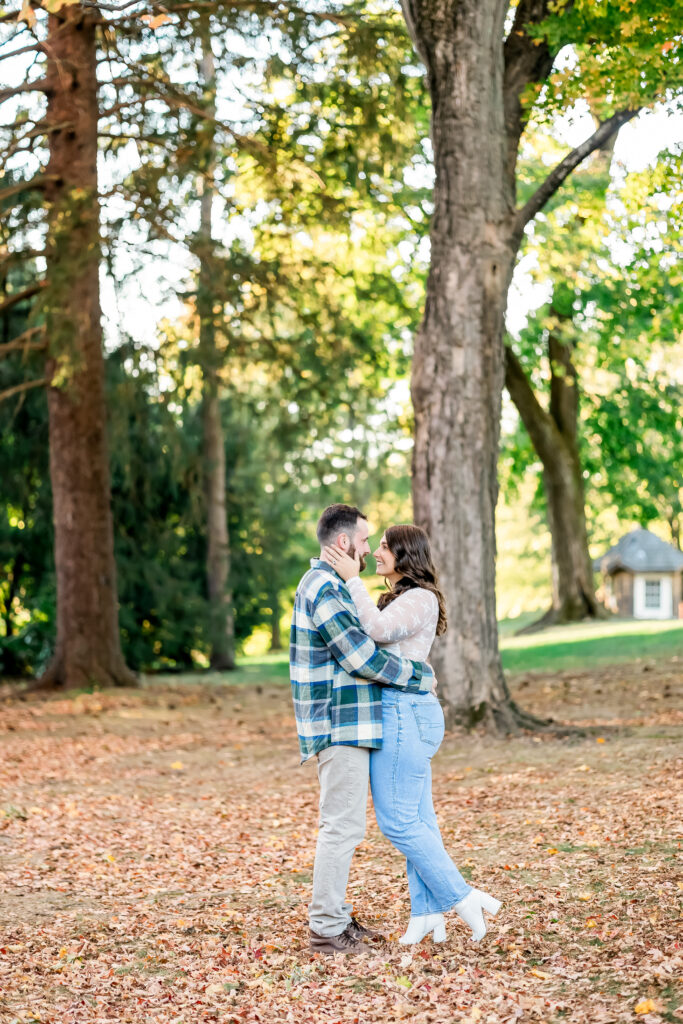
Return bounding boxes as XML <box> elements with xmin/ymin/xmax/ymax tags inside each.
<box><xmin>0</xmin><ymin>40</ymin><xmax>43</xmax><ymax>63</ymax></box>
<box><xmin>0</xmin><ymin>282</ymin><xmax>45</xmax><ymax>316</ymax></box>
<box><xmin>0</xmin><ymin>247</ymin><xmax>44</xmax><ymax>266</ymax></box>
<box><xmin>503</xmin><ymin>0</ymin><xmax>559</xmax><ymax>175</ymax></box>
<box><xmin>514</xmin><ymin>108</ymin><xmax>640</xmax><ymax>238</ymax></box>
<box><xmin>0</xmin><ymin>80</ymin><xmax>47</xmax><ymax>103</ymax></box>
<box><xmin>0</xmin><ymin>326</ymin><xmax>46</xmax><ymax>358</ymax></box>
<box><xmin>0</xmin><ymin>174</ymin><xmax>57</xmax><ymax>207</ymax></box>
<box><xmin>0</xmin><ymin>120</ymin><xmax>71</xmax><ymax>170</ymax></box>
<box><xmin>89</xmin><ymin>0</ymin><xmax>350</xmax><ymax>25</ymax></box>
<box><xmin>0</xmin><ymin>376</ymin><xmax>47</xmax><ymax>403</ymax></box>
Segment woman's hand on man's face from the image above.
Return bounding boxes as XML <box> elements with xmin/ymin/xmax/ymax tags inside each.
<box><xmin>323</xmin><ymin>544</ymin><xmax>360</xmax><ymax>581</ymax></box>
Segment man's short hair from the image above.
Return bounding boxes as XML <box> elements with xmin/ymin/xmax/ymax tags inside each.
<box><xmin>316</xmin><ymin>504</ymin><xmax>367</xmax><ymax>546</ymax></box>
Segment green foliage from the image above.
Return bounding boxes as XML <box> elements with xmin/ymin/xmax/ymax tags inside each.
<box><xmin>107</xmin><ymin>344</ymin><xmax>210</xmax><ymax>670</ymax></box>
<box><xmin>0</xmin><ymin>256</ymin><xmax>53</xmax><ymax>676</ymax></box>
<box><xmin>504</xmin><ymin>133</ymin><xmax>683</xmax><ymax>548</ymax></box>
<box><xmin>531</xmin><ymin>0</ymin><xmax>683</xmax><ymax>121</ymax></box>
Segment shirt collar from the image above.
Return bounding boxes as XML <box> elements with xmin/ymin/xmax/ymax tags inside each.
<box><xmin>311</xmin><ymin>557</ymin><xmax>341</xmax><ymax>579</ymax></box>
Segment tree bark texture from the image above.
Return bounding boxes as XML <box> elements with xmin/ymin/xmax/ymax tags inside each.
<box><xmin>197</xmin><ymin>29</ymin><xmax>235</xmax><ymax>671</ymax></box>
<box><xmin>404</xmin><ymin>0</ymin><xmax>523</xmax><ymax>729</ymax></box>
<box><xmin>40</xmin><ymin>5</ymin><xmax>136</xmax><ymax>689</ymax></box>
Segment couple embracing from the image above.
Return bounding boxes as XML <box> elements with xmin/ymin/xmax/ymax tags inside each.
<box><xmin>290</xmin><ymin>503</ymin><xmax>501</xmax><ymax>955</ymax></box>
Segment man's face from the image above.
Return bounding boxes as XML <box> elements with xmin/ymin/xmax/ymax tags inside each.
<box><xmin>340</xmin><ymin>517</ymin><xmax>371</xmax><ymax>573</ymax></box>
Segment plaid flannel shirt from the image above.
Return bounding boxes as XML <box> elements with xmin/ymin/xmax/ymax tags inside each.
<box><xmin>290</xmin><ymin>558</ymin><xmax>434</xmax><ymax>763</ymax></box>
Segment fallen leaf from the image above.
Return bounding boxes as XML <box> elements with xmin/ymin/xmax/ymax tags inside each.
<box><xmin>635</xmin><ymin>998</ymin><xmax>661</xmax><ymax>1014</ymax></box>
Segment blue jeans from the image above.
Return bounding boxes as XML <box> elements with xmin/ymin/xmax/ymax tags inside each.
<box><xmin>370</xmin><ymin>689</ymin><xmax>472</xmax><ymax>915</ymax></box>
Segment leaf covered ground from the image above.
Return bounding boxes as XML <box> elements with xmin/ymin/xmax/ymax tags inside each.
<box><xmin>0</xmin><ymin>657</ymin><xmax>681</xmax><ymax>1024</ymax></box>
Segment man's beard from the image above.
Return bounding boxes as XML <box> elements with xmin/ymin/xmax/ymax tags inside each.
<box><xmin>348</xmin><ymin>544</ymin><xmax>367</xmax><ymax>573</ymax></box>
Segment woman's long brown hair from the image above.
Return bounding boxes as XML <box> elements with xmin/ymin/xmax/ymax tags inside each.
<box><xmin>377</xmin><ymin>524</ymin><xmax>447</xmax><ymax>636</ymax></box>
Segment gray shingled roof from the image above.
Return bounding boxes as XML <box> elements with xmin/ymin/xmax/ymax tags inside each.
<box><xmin>594</xmin><ymin>528</ymin><xmax>683</xmax><ymax>574</ymax></box>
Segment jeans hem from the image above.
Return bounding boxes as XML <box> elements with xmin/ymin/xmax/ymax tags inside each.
<box><xmin>432</xmin><ymin>886</ymin><xmax>473</xmax><ymax>914</ymax></box>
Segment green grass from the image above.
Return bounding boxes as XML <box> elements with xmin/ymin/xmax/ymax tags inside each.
<box><xmin>248</xmin><ymin>619</ymin><xmax>681</xmax><ymax>681</ymax></box>
<box><xmin>230</xmin><ymin>651</ymin><xmax>290</xmax><ymax>685</ymax></box>
<box><xmin>499</xmin><ymin>617</ymin><xmax>683</xmax><ymax>674</ymax></box>
<box><xmin>148</xmin><ymin>619</ymin><xmax>682</xmax><ymax>689</ymax></box>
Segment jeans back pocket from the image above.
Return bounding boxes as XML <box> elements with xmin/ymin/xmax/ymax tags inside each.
<box><xmin>410</xmin><ymin>701</ymin><xmax>444</xmax><ymax>751</ymax></box>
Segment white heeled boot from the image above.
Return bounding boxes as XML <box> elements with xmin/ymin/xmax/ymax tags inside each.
<box><xmin>399</xmin><ymin>913</ymin><xmax>447</xmax><ymax>945</ymax></box>
<box><xmin>453</xmin><ymin>889</ymin><xmax>502</xmax><ymax>942</ymax></box>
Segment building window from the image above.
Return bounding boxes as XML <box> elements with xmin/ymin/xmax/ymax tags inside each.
<box><xmin>645</xmin><ymin>580</ymin><xmax>661</xmax><ymax>609</ymax></box>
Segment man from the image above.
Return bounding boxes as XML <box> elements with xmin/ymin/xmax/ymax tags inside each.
<box><xmin>290</xmin><ymin>503</ymin><xmax>434</xmax><ymax>955</ymax></box>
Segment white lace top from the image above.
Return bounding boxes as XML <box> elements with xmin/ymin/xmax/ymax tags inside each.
<box><xmin>346</xmin><ymin>576</ymin><xmax>438</xmax><ymax>661</ymax></box>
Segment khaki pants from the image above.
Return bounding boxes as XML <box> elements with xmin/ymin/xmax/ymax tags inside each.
<box><xmin>309</xmin><ymin>745</ymin><xmax>370</xmax><ymax>937</ymax></box>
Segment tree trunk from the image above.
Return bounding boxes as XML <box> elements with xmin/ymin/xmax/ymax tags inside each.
<box><xmin>504</xmin><ymin>325</ymin><xmax>603</xmax><ymax>629</ymax></box>
<box><xmin>401</xmin><ymin>0</ymin><xmax>630</xmax><ymax>729</ymax></box>
<box><xmin>269</xmin><ymin>591</ymin><xmax>282</xmax><ymax>652</ymax></box>
<box><xmin>197</xmin><ymin>28</ymin><xmax>235</xmax><ymax>671</ymax></box>
<box><xmin>40</xmin><ymin>5</ymin><xmax>136</xmax><ymax>689</ymax></box>
<box><xmin>504</xmin><ymin>129</ymin><xmax>618</xmax><ymax>628</ymax></box>
<box><xmin>404</xmin><ymin>0</ymin><xmax>527</xmax><ymax>730</ymax></box>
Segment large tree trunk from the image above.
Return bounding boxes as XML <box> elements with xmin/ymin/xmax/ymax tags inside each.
<box><xmin>405</xmin><ymin>0</ymin><xmax>525</xmax><ymax>730</ymax></box>
<box><xmin>197</xmin><ymin>28</ymin><xmax>235</xmax><ymax>671</ymax></box>
<box><xmin>401</xmin><ymin>0</ymin><xmax>632</xmax><ymax>729</ymax></box>
<box><xmin>40</xmin><ymin>5</ymin><xmax>136</xmax><ymax>689</ymax></box>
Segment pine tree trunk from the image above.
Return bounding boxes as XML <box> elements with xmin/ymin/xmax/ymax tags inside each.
<box><xmin>197</xmin><ymin>30</ymin><xmax>235</xmax><ymax>671</ymax></box>
<box><xmin>404</xmin><ymin>0</ymin><xmax>527</xmax><ymax>730</ymax></box>
<box><xmin>40</xmin><ymin>5</ymin><xmax>135</xmax><ymax>689</ymax></box>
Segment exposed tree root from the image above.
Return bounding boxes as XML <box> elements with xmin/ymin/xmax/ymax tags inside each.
<box><xmin>516</xmin><ymin>601</ymin><xmax>609</xmax><ymax>636</ymax></box>
<box><xmin>443</xmin><ymin>695</ymin><xmax>585</xmax><ymax>738</ymax></box>
<box><xmin>35</xmin><ymin>655</ymin><xmax>138</xmax><ymax>691</ymax></box>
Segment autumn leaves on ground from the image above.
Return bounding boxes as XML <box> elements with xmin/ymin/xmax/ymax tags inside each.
<box><xmin>0</xmin><ymin>661</ymin><xmax>681</xmax><ymax>1024</ymax></box>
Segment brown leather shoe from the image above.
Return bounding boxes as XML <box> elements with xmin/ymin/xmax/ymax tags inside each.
<box><xmin>309</xmin><ymin>926</ymin><xmax>370</xmax><ymax>955</ymax></box>
<box><xmin>347</xmin><ymin>916</ymin><xmax>383</xmax><ymax>942</ymax></box>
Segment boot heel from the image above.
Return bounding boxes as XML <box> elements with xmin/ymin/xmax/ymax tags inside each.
<box><xmin>478</xmin><ymin>891</ymin><xmax>502</xmax><ymax>916</ymax></box>
<box><xmin>432</xmin><ymin>920</ymin><xmax>447</xmax><ymax>943</ymax></box>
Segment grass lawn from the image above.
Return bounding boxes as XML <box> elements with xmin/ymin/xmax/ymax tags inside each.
<box><xmin>499</xmin><ymin>617</ymin><xmax>683</xmax><ymax>674</ymax></box>
<box><xmin>180</xmin><ymin>618</ymin><xmax>683</xmax><ymax>688</ymax></box>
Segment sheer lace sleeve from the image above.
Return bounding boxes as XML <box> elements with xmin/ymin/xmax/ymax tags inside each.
<box><xmin>346</xmin><ymin>577</ymin><xmax>438</xmax><ymax>643</ymax></box>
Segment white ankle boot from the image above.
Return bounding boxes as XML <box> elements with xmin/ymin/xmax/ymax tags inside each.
<box><xmin>399</xmin><ymin>913</ymin><xmax>447</xmax><ymax>945</ymax></box>
<box><xmin>453</xmin><ymin>889</ymin><xmax>502</xmax><ymax>942</ymax></box>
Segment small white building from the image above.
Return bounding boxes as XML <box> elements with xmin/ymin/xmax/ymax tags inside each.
<box><xmin>595</xmin><ymin>528</ymin><xmax>683</xmax><ymax>620</ymax></box>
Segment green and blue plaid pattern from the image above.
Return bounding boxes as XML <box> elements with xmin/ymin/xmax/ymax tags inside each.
<box><xmin>290</xmin><ymin>559</ymin><xmax>434</xmax><ymax>763</ymax></box>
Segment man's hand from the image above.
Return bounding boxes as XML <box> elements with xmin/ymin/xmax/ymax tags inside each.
<box><xmin>323</xmin><ymin>544</ymin><xmax>360</xmax><ymax>582</ymax></box>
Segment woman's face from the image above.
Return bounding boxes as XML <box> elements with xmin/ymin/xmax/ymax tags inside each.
<box><xmin>373</xmin><ymin>534</ymin><xmax>397</xmax><ymax>578</ymax></box>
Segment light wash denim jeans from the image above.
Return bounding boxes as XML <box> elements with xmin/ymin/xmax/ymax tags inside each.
<box><xmin>370</xmin><ymin>689</ymin><xmax>472</xmax><ymax>915</ymax></box>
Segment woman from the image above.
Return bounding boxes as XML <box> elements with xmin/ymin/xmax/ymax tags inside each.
<box><xmin>323</xmin><ymin>524</ymin><xmax>501</xmax><ymax>945</ymax></box>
